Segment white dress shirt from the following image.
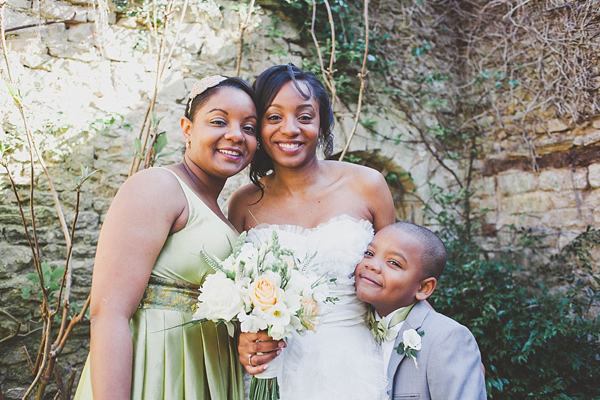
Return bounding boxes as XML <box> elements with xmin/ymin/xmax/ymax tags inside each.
<box><xmin>375</xmin><ymin>307</ymin><xmax>408</xmax><ymax>376</ymax></box>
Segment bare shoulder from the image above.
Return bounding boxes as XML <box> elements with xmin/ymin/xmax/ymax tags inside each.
<box><xmin>111</xmin><ymin>167</ymin><xmax>185</xmax><ymax>214</ymax></box>
<box><xmin>326</xmin><ymin>161</ymin><xmax>388</xmax><ymax>191</ymax></box>
<box><xmin>325</xmin><ymin>161</ymin><xmax>394</xmax><ymax>231</ymax></box>
<box><xmin>228</xmin><ymin>182</ymin><xmax>262</xmax><ymax>231</ymax></box>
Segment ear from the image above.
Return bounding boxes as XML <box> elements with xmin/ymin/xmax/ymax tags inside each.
<box><xmin>180</xmin><ymin>116</ymin><xmax>192</xmax><ymax>142</ymax></box>
<box><xmin>415</xmin><ymin>277</ymin><xmax>436</xmax><ymax>301</ymax></box>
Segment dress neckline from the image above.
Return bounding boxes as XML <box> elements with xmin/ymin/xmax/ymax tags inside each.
<box><xmin>251</xmin><ymin>213</ymin><xmax>373</xmax><ymax>236</ymax></box>
<box><xmin>160</xmin><ymin>167</ymin><xmax>238</xmax><ymax>235</ymax></box>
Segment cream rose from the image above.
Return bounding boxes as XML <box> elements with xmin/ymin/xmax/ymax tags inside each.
<box><xmin>194</xmin><ymin>271</ymin><xmax>245</xmax><ymax>322</ymax></box>
<box><xmin>249</xmin><ymin>273</ymin><xmax>282</xmax><ymax>311</ymax></box>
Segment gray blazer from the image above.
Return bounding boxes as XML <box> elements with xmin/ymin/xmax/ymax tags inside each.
<box><xmin>387</xmin><ymin>301</ymin><xmax>487</xmax><ymax>399</ymax></box>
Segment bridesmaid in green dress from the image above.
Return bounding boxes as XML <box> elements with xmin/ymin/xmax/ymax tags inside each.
<box><xmin>74</xmin><ymin>76</ymin><xmax>258</xmax><ymax>399</ymax></box>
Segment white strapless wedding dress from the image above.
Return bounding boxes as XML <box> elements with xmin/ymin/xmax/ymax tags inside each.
<box><xmin>247</xmin><ymin>215</ymin><xmax>387</xmax><ymax>400</ymax></box>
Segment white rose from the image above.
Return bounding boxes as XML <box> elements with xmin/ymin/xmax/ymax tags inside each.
<box><xmin>194</xmin><ymin>271</ymin><xmax>244</xmax><ymax>322</ymax></box>
<box><xmin>403</xmin><ymin>329</ymin><xmax>422</xmax><ymax>350</ymax></box>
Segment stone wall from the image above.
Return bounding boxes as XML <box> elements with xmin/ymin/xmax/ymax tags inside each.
<box><xmin>1</xmin><ymin>0</ymin><xmax>598</xmax><ymax>397</ymax></box>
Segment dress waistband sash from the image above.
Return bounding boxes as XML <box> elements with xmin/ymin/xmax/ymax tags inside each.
<box><xmin>138</xmin><ymin>276</ymin><xmax>200</xmax><ymax>314</ymax></box>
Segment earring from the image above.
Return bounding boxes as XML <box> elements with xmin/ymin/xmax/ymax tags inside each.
<box><xmin>185</xmin><ymin>140</ymin><xmax>190</xmax><ymax>150</ymax></box>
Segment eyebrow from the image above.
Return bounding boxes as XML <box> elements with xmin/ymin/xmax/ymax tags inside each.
<box><xmin>208</xmin><ymin>108</ymin><xmax>257</xmax><ymax>120</ymax></box>
<box><xmin>390</xmin><ymin>251</ymin><xmax>408</xmax><ymax>263</ymax></box>
<box><xmin>267</xmin><ymin>103</ymin><xmax>316</xmax><ymax>112</ymax></box>
<box><xmin>207</xmin><ymin>108</ymin><xmax>229</xmax><ymax>114</ymax></box>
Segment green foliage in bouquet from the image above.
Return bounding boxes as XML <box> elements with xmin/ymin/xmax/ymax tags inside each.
<box><xmin>428</xmin><ymin>189</ymin><xmax>600</xmax><ymax>399</ymax></box>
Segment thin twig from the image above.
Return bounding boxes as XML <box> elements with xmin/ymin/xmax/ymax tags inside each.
<box><xmin>235</xmin><ymin>0</ymin><xmax>255</xmax><ymax>77</ymax></box>
<box><xmin>339</xmin><ymin>0</ymin><xmax>370</xmax><ymax>161</ymax></box>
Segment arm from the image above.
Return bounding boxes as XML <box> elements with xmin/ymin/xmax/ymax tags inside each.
<box><xmin>360</xmin><ymin>167</ymin><xmax>395</xmax><ymax>232</ymax></box>
<box><xmin>427</xmin><ymin>324</ymin><xmax>487</xmax><ymax>400</ymax></box>
<box><xmin>89</xmin><ymin>169</ymin><xmax>185</xmax><ymax>399</ymax></box>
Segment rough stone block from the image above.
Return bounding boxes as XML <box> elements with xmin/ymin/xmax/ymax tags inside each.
<box><xmin>32</xmin><ymin>0</ymin><xmax>83</xmax><ymax>20</ymax></box>
<box><xmin>594</xmin><ymin>206</ymin><xmax>600</xmax><ymax>225</ymax></box>
<box><xmin>539</xmin><ymin>168</ymin><xmax>571</xmax><ymax>191</ymax></box>
<box><xmin>541</xmin><ymin>208</ymin><xmax>582</xmax><ymax>229</ymax></box>
<box><xmin>550</xmin><ymin>190</ymin><xmax>578</xmax><ymax>209</ymax></box>
<box><xmin>101</xmin><ymin>26</ymin><xmax>138</xmax><ymax>62</ymax></box>
<box><xmin>546</xmin><ymin>118</ymin><xmax>569</xmax><ymax>133</ymax></box>
<box><xmin>573</xmin><ymin>130</ymin><xmax>600</xmax><ymax>147</ymax></box>
<box><xmin>4</xmin><ymin>9</ymin><xmax>42</xmax><ymax>31</ymax></box>
<box><xmin>589</xmin><ymin>164</ymin><xmax>600</xmax><ymax>188</ymax></box>
<box><xmin>502</xmin><ymin>191</ymin><xmax>554</xmax><ymax>214</ymax></box>
<box><xmin>199</xmin><ymin>34</ymin><xmax>237</xmax><ymax>66</ymax></box>
<box><xmin>497</xmin><ymin>171</ymin><xmax>538</xmax><ymax>195</ymax></box>
<box><xmin>116</xmin><ymin>17</ymin><xmax>138</xmax><ymax>28</ymax></box>
<box><xmin>593</xmin><ymin>119</ymin><xmax>600</xmax><ymax>129</ymax></box>
<box><xmin>47</xmin><ymin>40</ymin><xmax>99</xmax><ymax>62</ymax></box>
<box><xmin>67</xmin><ymin>22</ymin><xmax>95</xmax><ymax>43</ymax></box>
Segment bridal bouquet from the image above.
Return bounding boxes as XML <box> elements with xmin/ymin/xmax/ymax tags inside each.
<box><xmin>193</xmin><ymin>231</ymin><xmax>332</xmax><ymax>400</ymax></box>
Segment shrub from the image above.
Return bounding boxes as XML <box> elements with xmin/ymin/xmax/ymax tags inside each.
<box><xmin>429</xmin><ymin>197</ymin><xmax>600</xmax><ymax>398</ymax></box>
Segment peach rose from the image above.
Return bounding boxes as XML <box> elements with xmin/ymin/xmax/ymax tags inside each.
<box><xmin>299</xmin><ymin>297</ymin><xmax>321</xmax><ymax>331</ymax></box>
<box><xmin>249</xmin><ymin>274</ymin><xmax>281</xmax><ymax>311</ymax></box>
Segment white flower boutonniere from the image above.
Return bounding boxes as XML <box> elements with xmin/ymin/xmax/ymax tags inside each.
<box><xmin>394</xmin><ymin>329</ymin><xmax>424</xmax><ymax>369</ymax></box>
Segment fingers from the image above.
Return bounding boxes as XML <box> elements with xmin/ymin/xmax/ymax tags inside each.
<box><xmin>238</xmin><ymin>332</ymin><xmax>287</xmax><ymax>375</ymax></box>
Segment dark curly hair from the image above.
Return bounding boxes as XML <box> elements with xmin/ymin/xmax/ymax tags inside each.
<box><xmin>249</xmin><ymin>64</ymin><xmax>335</xmax><ymax>196</ymax></box>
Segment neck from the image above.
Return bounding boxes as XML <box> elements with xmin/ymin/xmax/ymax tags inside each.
<box><xmin>269</xmin><ymin>157</ymin><xmax>322</xmax><ymax>195</ymax></box>
<box><xmin>182</xmin><ymin>154</ymin><xmax>225</xmax><ymax>201</ymax></box>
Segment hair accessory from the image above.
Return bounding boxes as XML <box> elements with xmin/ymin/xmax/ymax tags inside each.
<box><xmin>187</xmin><ymin>75</ymin><xmax>227</xmax><ymax>114</ymax></box>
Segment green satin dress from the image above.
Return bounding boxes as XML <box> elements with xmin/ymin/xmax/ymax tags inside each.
<box><xmin>74</xmin><ymin>168</ymin><xmax>244</xmax><ymax>399</ymax></box>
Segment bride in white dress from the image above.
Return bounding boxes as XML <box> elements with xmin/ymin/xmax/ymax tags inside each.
<box><xmin>229</xmin><ymin>64</ymin><xmax>395</xmax><ymax>400</ymax></box>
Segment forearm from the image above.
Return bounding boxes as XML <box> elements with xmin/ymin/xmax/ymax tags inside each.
<box><xmin>89</xmin><ymin>314</ymin><xmax>134</xmax><ymax>400</ymax></box>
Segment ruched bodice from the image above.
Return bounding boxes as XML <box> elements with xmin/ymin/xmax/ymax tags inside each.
<box><xmin>246</xmin><ymin>215</ymin><xmax>387</xmax><ymax>400</ymax></box>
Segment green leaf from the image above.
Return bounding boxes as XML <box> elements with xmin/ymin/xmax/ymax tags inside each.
<box><xmin>50</xmin><ymin>267</ymin><xmax>65</xmax><ymax>282</ymax></box>
<box><xmin>21</xmin><ymin>286</ymin><xmax>31</xmax><ymax>300</ymax></box>
<box><xmin>134</xmin><ymin>138</ymin><xmax>142</xmax><ymax>155</ymax></box>
<box><xmin>153</xmin><ymin>132</ymin><xmax>168</xmax><ymax>154</ymax></box>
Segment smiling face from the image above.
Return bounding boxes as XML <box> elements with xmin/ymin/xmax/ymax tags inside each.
<box><xmin>260</xmin><ymin>81</ymin><xmax>320</xmax><ymax>170</ymax></box>
<box><xmin>181</xmin><ymin>86</ymin><xmax>257</xmax><ymax>179</ymax></box>
<box><xmin>355</xmin><ymin>225</ymin><xmax>435</xmax><ymax>317</ymax></box>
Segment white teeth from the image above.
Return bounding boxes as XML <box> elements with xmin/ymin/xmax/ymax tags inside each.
<box><xmin>219</xmin><ymin>149</ymin><xmax>240</xmax><ymax>156</ymax></box>
<box><xmin>279</xmin><ymin>143</ymin><xmax>300</xmax><ymax>149</ymax></box>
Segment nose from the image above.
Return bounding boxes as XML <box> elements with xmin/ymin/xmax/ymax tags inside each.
<box><xmin>224</xmin><ymin>124</ymin><xmax>245</xmax><ymax>143</ymax></box>
<box><xmin>280</xmin><ymin>116</ymin><xmax>300</xmax><ymax>136</ymax></box>
<box><xmin>363</xmin><ymin>258</ymin><xmax>381</xmax><ymax>273</ymax></box>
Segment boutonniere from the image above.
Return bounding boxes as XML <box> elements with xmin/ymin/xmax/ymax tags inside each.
<box><xmin>394</xmin><ymin>329</ymin><xmax>424</xmax><ymax>368</ymax></box>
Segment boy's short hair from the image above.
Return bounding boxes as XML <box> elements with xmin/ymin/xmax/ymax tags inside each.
<box><xmin>391</xmin><ymin>222</ymin><xmax>447</xmax><ymax>280</ymax></box>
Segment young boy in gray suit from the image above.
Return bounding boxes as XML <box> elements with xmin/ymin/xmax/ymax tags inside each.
<box><xmin>355</xmin><ymin>222</ymin><xmax>487</xmax><ymax>399</ymax></box>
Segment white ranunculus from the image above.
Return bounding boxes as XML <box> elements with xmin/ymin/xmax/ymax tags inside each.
<box><xmin>403</xmin><ymin>329</ymin><xmax>422</xmax><ymax>350</ymax></box>
<box><xmin>237</xmin><ymin>308</ymin><xmax>268</xmax><ymax>333</ymax></box>
<box><xmin>221</xmin><ymin>256</ymin><xmax>237</xmax><ymax>273</ymax></box>
<box><xmin>194</xmin><ymin>271</ymin><xmax>244</xmax><ymax>322</ymax></box>
<box><xmin>287</xmin><ymin>270</ymin><xmax>312</xmax><ymax>297</ymax></box>
<box><xmin>237</xmin><ymin>243</ymin><xmax>259</xmax><ymax>275</ymax></box>
<box><xmin>268</xmin><ymin>323</ymin><xmax>287</xmax><ymax>340</ymax></box>
<box><xmin>311</xmin><ymin>281</ymin><xmax>330</xmax><ymax>303</ymax></box>
<box><xmin>264</xmin><ymin>301</ymin><xmax>291</xmax><ymax>328</ymax></box>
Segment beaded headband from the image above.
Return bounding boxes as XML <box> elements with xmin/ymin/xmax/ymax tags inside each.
<box><xmin>187</xmin><ymin>75</ymin><xmax>227</xmax><ymax>114</ymax></box>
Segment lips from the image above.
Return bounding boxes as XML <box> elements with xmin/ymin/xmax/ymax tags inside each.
<box><xmin>217</xmin><ymin>148</ymin><xmax>243</xmax><ymax>158</ymax></box>
<box><xmin>276</xmin><ymin>141</ymin><xmax>303</xmax><ymax>151</ymax></box>
<box><xmin>358</xmin><ymin>273</ymin><xmax>382</xmax><ymax>287</ymax></box>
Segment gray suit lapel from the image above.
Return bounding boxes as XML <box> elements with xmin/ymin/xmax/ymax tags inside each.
<box><xmin>386</xmin><ymin>301</ymin><xmax>431</xmax><ymax>394</ymax></box>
